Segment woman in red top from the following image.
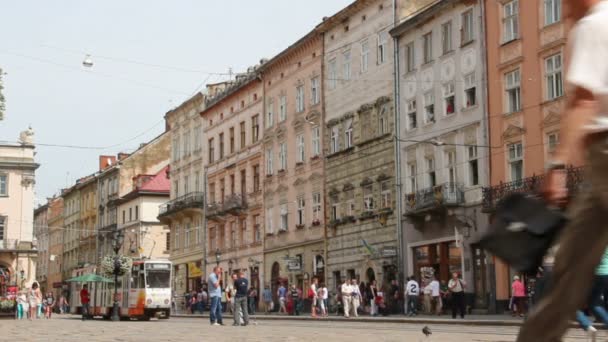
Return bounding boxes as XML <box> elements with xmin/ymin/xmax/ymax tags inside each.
<box><xmin>511</xmin><ymin>276</ymin><xmax>526</xmax><ymax>317</ymax></box>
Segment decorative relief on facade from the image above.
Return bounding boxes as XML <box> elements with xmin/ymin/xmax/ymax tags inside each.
<box><xmin>499</xmin><ymin>40</ymin><xmax>522</xmax><ymax>65</ymax></box>
<box><xmin>441</xmin><ymin>58</ymin><xmax>455</xmax><ymax>81</ymax></box>
<box><xmin>542</xmin><ymin>111</ymin><xmax>561</xmax><ymax>128</ymax></box>
<box><xmin>540</xmin><ymin>23</ymin><xmax>564</xmax><ymax>48</ymax></box>
<box><xmin>421</xmin><ymin>69</ymin><xmax>434</xmax><ymax>91</ymax></box>
<box><xmin>405</xmin><ymin>76</ymin><xmax>417</xmax><ymax>98</ymax></box>
<box><xmin>461</xmin><ymin>48</ymin><xmax>476</xmax><ymax>74</ymax></box>
<box><xmin>502</xmin><ymin>124</ymin><xmax>526</xmax><ymax>140</ymax></box>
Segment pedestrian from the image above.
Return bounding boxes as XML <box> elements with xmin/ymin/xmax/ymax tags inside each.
<box><xmin>317</xmin><ymin>283</ymin><xmax>328</xmax><ymax>317</ymax></box>
<box><xmin>511</xmin><ymin>276</ymin><xmax>526</xmax><ymax>318</ymax></box>
<box><xmin>440</xmin><ymin>280</ymin><xmax>450</xmax><ymax>315</ymax></box>
<box><xmin>369</xmin><ymin>280</ymin><xmax>379</xmax><ymax>316</ymax></box>
<box><xmin>79</xmin><ymin>284</ymin><xmax>90</xmax><ymax>321</ymax></box>
<box><xmin>351</xmin><ymin>279</ymin><xmax>361</xmax><ymax>317</ymax></box>
<box><xmin>208</xmin><ymin>266</ymin><xmax>224</xmax><ymax>326</ymax></box>
<box><xmin>200</xmin><ymin>287</ymin><xmax>208</xmax><ymax>314</ymax></box>
<box><xmin>405</xmin><ymin>276</ymin><xmax>420</xmax><ymax>316</ymax></box>
<box><xmin>262</xmin><ymin>285</ymin><xmax>273</xmax><ymax>314</ymax></box>
<box><xmin>44</xmin><ymin>292</ymin><xmax>55</xmax><ymax>319</ymax></box>
<box><xmin>232</xmin><ymin>270</ymin><xmax>249</xmax><ymax>326</ymax></box>
<box><xmin>321</xmin><ymin>283</ymin><xmax>329</xmax><ymax>316</ymax></box>
<box><xmin>247</xmin><ymin>285</ymin><xmax>257</xmax><ymax>315</ymax></box>
<box><xmin>289</xmin><ymin>284</ymin><xmax>301</xmax><ymax>316</ymax></box>
<box><xmin>425</xmin><ymin>276</ymin><xmax>440</xmax><ymax>316</ymax></box>
<box><xmin>226</xmin><ymin>274</ymin><xmax>236</xmax><ymax>314</ymax></box>
<box><xmin>309</xmin><ymin>278</ymin><xmax>318</xmax><ymax>317</ymax></box>
<box><xmin>277</xmin><ymin>283</ymin><xmax>287</xmax><ymax>314</ymax></box>
<box><xmin>391</xmin><ymin>279</ymin><xmax>402</xmax><ymax>315</ymax></box>
<box><xmin>448</xmin><ymin>272</ymin><xmax>466</xmax><ymax>319</ymax></box>
<box><xmin>516</xmin><ymin>1</ymin><xmax>608</xmax><ymax>340</ymax></box>
<box><xmin>16</xmin><ymin>290</ymin><xmax>28</xmax><ymax>320</ymax></box>
<box><xmin>341</xmin><ymin>278</ymin><xmax>353</xmax><ymax>318</ymax></box>
<box><xmin>575</xmin><ymin>247</ymin><xmax>608</xmax><ymax>338</ymax></box>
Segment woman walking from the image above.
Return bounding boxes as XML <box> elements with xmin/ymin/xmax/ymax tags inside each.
<box><xmin>44</xmin><ymin>292</ymin><xmax>55</xmax><ymax>319</ymax></box>
<box><xmin>511</xmin><ymin>276</ymin><xmax>526</xmax><ymax>317</ymax></box>
<box><xmin>28</xmin><ymin>282</ymin><xmax>42</xmax><ymax>320</ymax></box>
<box><xmin>369</xmin><ymin>280</ymin><xmax>379</xmax><ymax>316</ymax></box>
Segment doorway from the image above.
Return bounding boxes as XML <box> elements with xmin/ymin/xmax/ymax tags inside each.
<box><xmin>472</xmin><ymin>244</ymin><xmax>488</xmax><ymax>308</ymax></box>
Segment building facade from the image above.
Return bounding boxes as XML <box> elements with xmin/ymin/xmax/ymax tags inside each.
<box><xmin>33</xmin><ymin>203</ymin><xmax>49</xmax><ymax>291</ymax></box>
<box><xmin>77</xmin><ymin>176</ymin><xmax>97</xmax><ymax>269</ymax></box>
<box><xmin>481</xmin><ymin>0</ymin><xmax>573</xmax><ymax>312</ymax></box>
<box><xmin>392</xmin><ymin>0</ymin><xmax>492</xmax><ymax>312</ymax></box>
<box><xmin>259</xmin><ymin>31</ymin><xmax>326</xmax><ymax>296</ymax></box>
<box><xmin>46</xmin><ymin>196</ymin><xmax>64</xmax><ymax>295</ymax></box>
<box><xmin>319</xmin><ymin>0</ymin><xmax>399</xmax><ymax>291</ymax></box>
<box><xmin>202</xmin><ymin>74</ymin><xmax>265</xmax><ymax>290</ymax></box>
<box><xmin>61</xmin><ymin>185</ymin><xmax>81</xmax><ymax>281</ymax></box>
<box><xmin>158</xmin><ymin>93</ymin><xmax>207</xmax><ymax>296</ymax></box>
<box><xmin>0</xmin><ymin>130</ymin><xmax>39</xmax><ymax>294</ymax></box>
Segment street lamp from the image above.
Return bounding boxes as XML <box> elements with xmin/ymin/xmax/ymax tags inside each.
<box><xmin>111</xmin><ymin>230</ymin><xmax>125</xmax><ymax>322</ymax></box>
<box><xmin>215</xmin><ymin>248</ymin><xmax>221</xmax><ymax>267</ymax></box>
<box><xmin>228</xmin><ymin>260</ymin><xmax>234</xmax><ymax>274</ymax></box>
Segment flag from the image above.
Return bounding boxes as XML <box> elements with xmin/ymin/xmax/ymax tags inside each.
<box><xmin>361</xmin><ymin>239</ymin><xmax>376</xmax><ymax>255</ymax></box>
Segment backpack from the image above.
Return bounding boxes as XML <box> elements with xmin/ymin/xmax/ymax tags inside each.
<box><xmin>307</xmin><ymin>288</ymin><xmax>315</xmax><ymax>299</ymax></box>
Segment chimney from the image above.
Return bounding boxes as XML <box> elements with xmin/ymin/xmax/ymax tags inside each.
<box><xmin>118</xmin><ymin>152</ymin><xmax>130</xmax><ymax>161</ymax></box>
<box><xmin>99</xmin><ymin>155</ymin><xmax>117</xmax><ymax>171</ymax></box>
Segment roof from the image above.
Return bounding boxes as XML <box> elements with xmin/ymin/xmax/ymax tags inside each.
<box><xmin>316</xmin><ymin>0</ymin><xmax>375</xmax><ymax>33</ymax></box>
<box><xmin>390</xmin><ymin>0</ymin><xmax>456</xmax><ymax>37</ymax></box>
<box><xmin>138</xmin><ymin>165</ymin><xmax>170</xmax><ymax>193</ymax></box>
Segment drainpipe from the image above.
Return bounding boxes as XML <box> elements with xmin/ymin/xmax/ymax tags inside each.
<box><xmin>202</xmin><ymin>167</ymin><xmax>208</xmax><ymax>282</ymax></box>
<box><xmin>392</xmin><ymin>0</ymin><xmax>405</xmax><ymax>285</ymax></box>
<box><xmin>320</xmin><ymin>32</ymin><xmax>329</xmax><ymax>287</ymax></box>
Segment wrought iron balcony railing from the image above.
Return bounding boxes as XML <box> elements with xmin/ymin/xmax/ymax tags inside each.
<box><xmin>481</xmin><ymin>166</ymin><xmax>585</xmax><ymax>212</ymax></box>
<box><xmin>206</xmin><ymin>202</ymin><xmax>223</xmax><ymax>219</ymax></box>
<box><xmin>223</xmin><ymin>194</ymin><xmax>247</xmax><ymax>214</ymax></box>
<box><xmin>405</xmin><ymin>183</ymin><xmax>465</xmax><ymax>216</ymax></box>
<box><xmin>158</xmin><ymin>192</ymin><xmax>205</xmax><ymax>217</ymax></box>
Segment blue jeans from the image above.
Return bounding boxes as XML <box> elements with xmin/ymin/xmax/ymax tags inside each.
<box><xmin>407</xmin><ymin>296</ymin><xmax>418</xmax><ymax>315</ymax></box>
<box><xmin>209</xmin><ymin>297</ymin><xmax>222</xmax><ymax>324</ymax></box>
<box><xmin>576</xmin><ymin>275</ymin><xmax>608</xmax><ymax>329</ymax></box>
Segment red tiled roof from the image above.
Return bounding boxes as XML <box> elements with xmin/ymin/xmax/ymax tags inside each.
<box><xmin>138</xmin><ymin>166</ymin><xmax>170</xmax><ymax>193</ymax></box>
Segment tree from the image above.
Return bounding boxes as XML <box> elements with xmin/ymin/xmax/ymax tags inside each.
<box><xmin>0</xmin><ymin>68</ymin><xmax>5</xmax><ymax>121</ymax></box>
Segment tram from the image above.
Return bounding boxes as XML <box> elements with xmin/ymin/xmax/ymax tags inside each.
<box><xmin>70</xmin><ymin>259</ymin><xmax>172</xmax><ymax>320</ymax></box>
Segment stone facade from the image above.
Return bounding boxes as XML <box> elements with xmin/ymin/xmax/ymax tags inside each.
<box><xmin>33</xmin><ymin>203</ymin><xmax>49</xmax><ymax>291</ymax></box>
<box><xmin>47</xmin><ymin>197</ymin><xmax>64</xmax><ymax>296</ymax></box>
<box><xmin>61</xmin><ymin>185</ymin><xmax>81</xmax><ymax>281</ymax></box>
<box><xmin>76</xmin><ymin>176</ymin><xmax>97</xmax><ymax>269</ymax></box>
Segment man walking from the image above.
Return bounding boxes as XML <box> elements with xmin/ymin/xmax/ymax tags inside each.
<box><xmin>277</xmin><ymin>283</ymin><xmax>287</xmax><ymax>314</ymax></box>
<box><xmin>247</xmin><ymin>285</ymin><xmax>257</xmax><ymax>315</ymax></box>
<box><xmin>208</xmin><ymin>266</ymin><xmax>224</xmax><ymax>326</ymax></box>
<box><xmin>425</xmin><ymin>276</ymin><xmax>441</xmax><ymax>315</ymax></box>
<box><xmin>341</xmin><ymin>278</ymin><xmax>353</xmax><ymax>318</ymax></box>
<box><xmin>233</xmin><ymin>271</ymin><xmax>249</xmax><ymax>326</ymax></box>
<box><xmin>289</xmin><ymin>284</ymin><xmax>301</xmax><ymax>316</ymax></box>
<box><xmin>80</xmin><ymin>284</ymin><xmax>90</xmax><ymax>321</ymax></box>
<box><xmin>448</xmin><ymin>272</ymin><xmax>466</xmax><ymax>319</ymax></box>
<box><xmin>262</xmin><ymin>285</ymin><xmax>273</xmax><ymax>314</ymax></box>
<box><xmin>517</xmin><ymin>1</ymin><xmax>608</xmax><ymax>340</ymax></box>
<box><xmin>405</xmin><ymin>276</ymin><xmax>419</xmax><ymax>316</ymax></box>
<box><xmin>309</xmin><ymin>278</ymin><xmax>318</xmax><ymax>317</ymax></box>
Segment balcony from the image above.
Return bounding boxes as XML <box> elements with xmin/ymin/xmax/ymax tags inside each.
<box><xmin>0</xmin><ymin>239</ymin><xmax>19</xmax><ymax>251</ymax></box>
<box><xmin>206</xmin><ymin>202</ymin><xmax>224</xmax><ymax>221</ymax></box>
<box><xmin>223</xmin><ymin>194</ymin><xmax>247</xmax><ymax>214</ymax></box>
<box><xmin>158</xmin><ymin>192</ymin><xmax>205</xmax><ymax>218</ymax></box>
<box><xmin>482</xmin><ymin>166</ymin><xmax>585</xmax><ymax>212</ymax></box>
<box><xmin>405</xmin><ymin>183</ymin><xmax>465</xmax><ymax>217</ymax></box>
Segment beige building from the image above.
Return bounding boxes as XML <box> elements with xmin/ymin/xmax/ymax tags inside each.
<box><xmin>0</xmin><ymin>129</ymin><xmax>39</xmax><ymax>293</ymax></box>
<box><xmin>158</xmin><ymin>93</ymin><xmax>207</xmax><ymax>296</ymax></box>
<box><xmin>202</xmin><ymin>74</ymin><xmax>265</xmax><ymax>289</ymax></box>
<box><xmin>77</xmin><ymin>175</ymin><xmax>97</xmax><ymax>269</ymax></box>
<box><xmin>33</xmin><ymin>203</ymin><xmax>49</xmax><ymax>291</ymax></box>
<box><xmin>259</xmin><ymin>30</ymin><xmax>326</xmax><ymax>295</ymax></box>
<box><xmin>46</xmin><ymin>196</ymin><xmax>64</xmax><ymax>295</ymax></box>
<box><xmin>61</xmin><ymin>185</ymin><xmax>81</xmax><ymax>281</ymax></box>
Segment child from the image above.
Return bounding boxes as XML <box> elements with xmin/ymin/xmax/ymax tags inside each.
<box><xmin>16</xmin><ymin>291</ymin><xmax>28</xmax><ymax>320</ymax></box>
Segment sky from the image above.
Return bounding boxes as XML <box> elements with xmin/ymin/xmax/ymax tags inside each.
<box><xmin>0</xmin><ymin>0</ymin><xmax>353</xmax><ymax>204</ymax></box>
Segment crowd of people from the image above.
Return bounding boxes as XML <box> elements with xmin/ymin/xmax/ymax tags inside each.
<box><xmin>15</xmin><ymin>281</ymin><xmax>68</xmax><ymax>320</ymax></box>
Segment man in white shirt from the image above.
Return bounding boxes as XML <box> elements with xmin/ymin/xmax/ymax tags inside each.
<box><xmin>424</xmin><ymin>276</ymin><xmax>440</xmax><ymax>315</ymax></box>
<box><xmin>405</xmin><ymin>276</ymin><xmax>420</xmax><ymax>316</ymax></box>
<box><xmin>341</xmin><ymin>279</ymin><xmax>353</xmax><ymax>318</ymax></box>
<box><xmin>517</xmin><ymin>1</ymin><xmax>608</xmax><ymax>341</ymax></box>
<box><xmin>350</xmin><ymin>279</ymin><xmax>361</xmax><ymax>317</ymax></box>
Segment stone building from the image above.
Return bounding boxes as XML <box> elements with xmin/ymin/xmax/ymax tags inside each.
<box><xmin>259</xmin><ymin>30</ymin><xmax>326</xmax><ymax>296</ymax></box>
<box><xmin>202</xmin><ymin>73</ymin><xmax>265</xmax><ymax>290</ymax></box>
<box><xmin>61</xmin><ymin>184</ymin><xmax>81</xmax><ymax>281</ymax></box>
<box><xmin>392</xmin><ymin>0</ymin><xmax>491</xmax><ymax>312</ymax></box>
<box><xmin>46</xmin><ymin>197</ymin><xmax>64</xmax><ymax>296</ymax></box>
<box><xmin>76</xmin><ymin>175</ymin><xmax>97</xmax><ymax>270</ymax></box>
<box><xmin>33</xmin><ymin>203</ymin><xmax>49</xmax><ymax>291</ymax></box>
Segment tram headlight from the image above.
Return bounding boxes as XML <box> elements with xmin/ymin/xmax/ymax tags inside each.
<box><xmin>164</xmin><ymin>299</ymin><xmax>170</xmax><ymax>305</ymax></box>
<box><xmin>146</xmin><ymin>299</ymin><xmax>153</xmax><ymax>305</ymax></box>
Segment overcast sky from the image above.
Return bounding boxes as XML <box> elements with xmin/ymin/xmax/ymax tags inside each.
<box><xmin>0</xmin><ymin>0</ymin><xmax>352</xmax><ymax>204</ymax></box>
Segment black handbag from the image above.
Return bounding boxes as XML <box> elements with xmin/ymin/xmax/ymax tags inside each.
<box><xmin>479</xmin><ymin>192</ymin><xmax>566</xmax><ymax>273</ymax></box>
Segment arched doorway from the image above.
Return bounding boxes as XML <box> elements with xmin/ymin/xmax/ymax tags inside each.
<box><xmin>366</xmin><ymin>268</ymin><xmax>376</xmax><ymax>284</ymax></box>
<box><xmin>271</xmin><ymin>262</ymin><xmax>281</xmax><ymax>305</ymax></box>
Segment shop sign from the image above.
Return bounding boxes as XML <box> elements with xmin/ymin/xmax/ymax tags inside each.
<box><xmin>287</xmin><ymin>257</ymin><xmax>301</xmax><ymax>271</ymax></box>
<box><xmin>382</xmin><ymin>247</ymin><xmax>397</xmax><ymax>257</ymax></box>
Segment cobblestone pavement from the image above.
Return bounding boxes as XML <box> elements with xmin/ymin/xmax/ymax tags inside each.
<box><xmin>1</xmin><ymin>315</ymin><xmax>599</xmax><ymax>341</ymax></box>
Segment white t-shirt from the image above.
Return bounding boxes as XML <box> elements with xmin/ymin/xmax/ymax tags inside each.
<box><xmin>321</xmin><ymin>287</ymin><xmax>328</xmax><ymax>300</ymax></box>
<box><xmin>426</xmin><ymin>280</ymin><xmax>440</xmax><ymax>297</ymax></box>
<box><xmin>341</xmin><ymin>283</ymin><xmax>352</xmax><ymax>296</ymax></box>
<box><xmin>448</xmin><ymin>278</ymin><xmax>465</xmax><ymax>293</ymax></box>
<box><xmin>406</xmin><ymin>280</ymin><xmax>419</xmax><ymax>296</ymax></box>
<box><xmin>567</xmin><ymin>1</ymin><xmax>608</xmax><ymax>133</ymax></box>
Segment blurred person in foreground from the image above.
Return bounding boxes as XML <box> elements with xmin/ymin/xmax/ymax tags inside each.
<box><xmin>517</xmin><ymin>0</ymin><xmax>608</xmax><ymax>340</ymax></box>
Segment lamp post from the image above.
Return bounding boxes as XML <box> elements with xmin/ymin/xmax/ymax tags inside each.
<box><xmin>215</xmin><ymin>248</ymin><xmax>221</xmax><ymax>267</ymax></box>
<box><xmin>228</xmin><ymin>260</ymin><xmax>234</xmax><ymax>274</ymax></box>
<box><xmin>111</xmin><ymin>230</ymin><xmax>125</xmax><ymax>322</ymax></box>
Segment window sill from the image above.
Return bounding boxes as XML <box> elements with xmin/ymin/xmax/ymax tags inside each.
<box><xmin>541</xmin><ymin>96</ymin><xmax>565</xmax><ymax>106</ymax></box>
<box><xmin>542</xmin><ymin>21</ymin><xmax>562</xmax><ymax>30</ymax></box>
<box><xmin>500</xmin><ymin>38</ymin><xmax>520</xmax><ymax>47</ymax></box>
<box><xmin>422</xmin><ymin>121</ymin><xmax>436</xmax><ymax>127</ymax></box>
<box><xmin>277</xmin><ymin>229</ymin><xmax>288</xmax><ymax>235</ymax></box>
<box><xmin>403</xmin><ymin>69</ymin><xmax>417</xmax><ymax>78</ymax></box>
<box><xmin>460</xmin><ymin>39</ymin><xmax>475</xmax><ymax>48</ymax></box>
<box><xmin>461</xmin><ymin>104</ymin><xmax>479</xmax><ymax>113</ymax></box>
<box><xmin>422</xmin><ymin>60</ymin><xmax>434</xmax><ymax>68</ymax></box>
<box><xmin>503</xmin><ymin>110</ymin><xmax>523</xmax><ymax>117</ymax></box>
<box><xmin>440</xmin><ymin>50</ymin><xmax>455</xmax><ymax>59</ymax></box>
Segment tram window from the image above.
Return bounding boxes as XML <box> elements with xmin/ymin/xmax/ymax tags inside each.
<box><xmin>146</xmin><ymin>270</ymin><xmax>170</xmax><ymax>288</ymax></box>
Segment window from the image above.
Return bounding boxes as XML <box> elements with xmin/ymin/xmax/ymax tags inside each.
<box><xmin>240</xmin><ymin>121</ymin><xmax>246</xmax><ymax>150</ymax></box>
<box><xmin>296</xmin><ymin>85</ymin><xmax>305</xmax><ymax>113</ymax></box>
<box><xmin>239</xmin><ymin>219</ymin><xmax>245</xmax><ymax>247</ymax></box>
<box><xmin>441</xmin><ymin>21</ymin><xmax>452</xmax><ymax>54</ymax></box>
<box><xmin>135</xmin><ymin>205</ymin><xmax>139</xmax><ymax>220</ymax></box>
<box><xmin>361</xmin><ymin>40</ymin><xmax>369</xmax><ymax>73</ymax></box>
<box><xmin>197</xmin><ymin>220</ymin><xmax>202</xmax><ymax>244</ymax></box>
<box><xmin>209</xmin><ymin>182</ymin><xmax>215</xmax><ymax>203</ymax></box>
<box><xmin>311</xmin><ymin>77</ymin><xmax>320</xmax><ymax>105</ymax></box>
<box><xmin>345</xmin><ymin>190</ymin><xmax>355</xmax><ymax>216</ymax></box>
<box><xmin>253</xmin><ymin>164</ymin><xmax>260</xmax><ymax>192</ymax></box>
<box><xmin>219</xmin><ymin>133</ymin><xmax>225</xmax><ymax>159</ymax></box>
<box><xmin>343</xmin><ymin>50</ymin><xmax>352</xmax><ymax>80</ymax></box>
<box><xmin>297</xmin><ymin>134</ymin><xmax>305</xmax><ymax>163</ymax></box>
<box><xmin>405</xmin><ymin>42</ymin><xmax>415</xmax><ymax>72</ymax></box>
<box><xmin>313</xmin><ymin>193</ymin><xmax>321</xmax><ymax>221</ymax></box>
<box><xmin>183</xmin><ymin>131</ymin><xmax>191</xmax><ymax>157</ymax></box>
<box><xmin>208</xmin><ymin>138</ymin><xmax>215</xmax><ymax>163</ymax></box>
<box><xmin>443</xmin><ymin>82</ymin><xmax>455</xmax><ymax>115</ymax></box>
<box><xmin>266</xmin><ymin>149</ymin><xmax>274</xmax><ymax>175</ymax></box>
<box><xmin>464</xmin><ymin>73</ymin><xmax>477</xmax><ymax>108</ymax></box>
<box><xmin>505</xmin><ymin>69</ymin><xmax>521</xmax><ymax>113</ymax></box>
<box><xmin>427</xmin><ymin>157</ymin><xmax>436</xmax><ymax>187</ymax></box>
<box><xmin>379</xmin><ymin>104</ymin><xmax>388</xmax><ymax>135</ymax></box>
<box><xmin>0</xmin><ymin>175</ymin><xmax>6</xmax><ymax>196</ymax></box>
<box><xmin>461</xmin><ymin>10</ymin><xmax>474</xmax><ymax>44</ymax></box>
<box><xmin>407</xmin><ymin>99</ymin><xmax>417</xmax><ymax>130</ymax></box>
<box><xmin>240</xmin><ymin>169</ymin><xmax>246</xmax><ymax>196</ymax></box>
<box><xmin>546</xmin><ymin>54</ymin><xmax>563</xmax><ymax>100</ymax></box>
<box><xmin>279</xmin><ymin>143</ymin><xmax>287</xmax><ymax>171</ymax></box>
<box><xmin>280</xmin><ymin>204</ymin><xmax>288</xmax><ymax>231</ymax></box>
<box><xmin>172</xmin><ymin>136</ymin><xmax>180</xmax><ymax>161</ymax></box>
<box><xmin>266</xmin><ymin>99</ymin><xmax>274</xmax><ymax>128</ymax></box>
<box><xmin>548</xmin><ymin>132</ymin><xmax>560</xmax><ymax>154</ymax></box>
<box><xmin>194</xmin><ymin>126</ymin><xmax>201</xmax><ymax>152</ymax></box>
<box><xmin>129</xmin><ymin>207</ymin><xmax>133</xmax><ymax>222</ymax></box>
<box><xmin>165</xmin><ymin>232</ymin><xmax>170</xmax><ymax>251</ymax></box>
<box><xmin>279</xmin><ymin>96</ymin><xmax>287</xmax><ymax>121</ymax></box>
<box><xmin>378</xmin><ymin>31</ymin><xmax>388</xmax><ymax>64</ymax></box>
<box><xmin>544</xmin><ymin>0</ymin><xmax>561</xmax><ymax>26</ymax></box>
<box><xmin>185</xmin><ymin>222</ymin><xmax>191</xmax><ymax>247</ymax></box>
<box><xmin>330</xmin><ymin>126</ymin><xmax>340</xmax><ymax>153</ymax></box>
<box><xmin>424</xmin><ymin>91</ymin><xmax>435</xmax><ymax>123</ymax></box>
<box><xmin>252</xmin><ymin>115</ymin><xmax>259</xmax><ymax>143</ymax></box>
<box><xmin>446</xmin><ymin>151</ymin><xmax>457</xmax><ymax>185</ymax></box>
<box><xmin>220</xmin><ymin>178</ymin><xmax>225</xmax><ymax>202</ymax></box>
<box><xmin>363</xmin><ymin>184</ymin><xmax>374</xmax><ymax>210</ymax></box>
<box><xmin>297</xmin><ymin>196</ymin><xmax>305</xmax><ymax>226</ymax></box>
<box><xmin>328</xmin><ymin>58</ymin><xmax>337</xmax><ymax>89</ymax></box>
<box><xmin>229</xmin><ymin>222</ymin><xmax>235</xmax><ymax>248</ymax></box>
<box><xmin>228</xmin><ymin>127</ymin><xmax>234</xmax><ymax>154</ymax></box>
<box><xmin>254</xmin><ymin>215</ymin><xmax>261</xmax><ymax>242</ymax></box>
<box><xmin>174</xmin><ymin>224</ymin><xmax>180</xmax><ymax>249</ymax></box>
<box><xmin>208</xmin><ymin>227</ymin><xmax>215</xmax><ymax>252</ymax></box>
<box><xmin>345</xmin><ymin>119</ymin><xmax>353</xmax><ymax>148</ymax></box>
<box><xmin>122</xmin><ymin>210</ymin><xmax>126</xmax><ymax>224</ymax></box>
<box><xmin>468</xmin><ymin>146</ymin><xmax>479</xmax><ymax>186</ymax></box>
<box><xmin>408</xmin><ymin>163</ymin><xmax>417</xmax><ymax>192</ymax></box>
<box><xmin>174</xmin><ymin>180</ymin><xmax>179</xmax><ymax>198</ymax></box>
<box><xmin>331</xmin><ymin>201</ymin><xmax>339</xmax><ymax>221</ymax></box>
<box><xmin>230</xmin><ymin>174</ymin><xmax>235</xmax><ymax>195</ymax></box>
<box><xmin>423</xmin><ymin>32</ymin><xmax>433</xmax><ymax>63</ymax></box>
<box><xmin>508</xmin><ymin>143</ymin><xmax>524</xmax><ymax>183</ymax></box>
<box><xmin>381</xmin><ymin>181</ymin><xmax>391</xmax><ymax>209</ymax></box>
<box><xmin>219</xmin><ymin>224</ymin><xmax>225</xmax><ymax>249</ymax></box>
<box><xmin>312</xmin><ymin>127</ymin><xmax>320</xmax><ymax>156</ymax></box>
<box><xmin>503</xmin><ymin>0</ymin><xmax>519</xmax><ymax>43</ymax></box>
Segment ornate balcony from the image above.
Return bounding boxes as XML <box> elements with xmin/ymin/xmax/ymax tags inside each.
<box><xmin>158</xmin><ymin>192</ymin><xmax>205</xmax><ymax>218</ymax></box>
<box><xmin>405</xmin><ymin>183</ymin><xmax>465</xmax><ymax>217</ymax></box>
<box><xmin>205</xmin><ymin>202</ymin><xmax>224</xmax><ymax>221</ymax></box>
<box><xmin>223</xmin><ymin>194</ymin><xmax>247</xmax><ymax>215</ymax></box>
<box><xmin>482</xmin><ymin>166</ymin><xmax>585</xmax><ymax>212</ymax></box>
